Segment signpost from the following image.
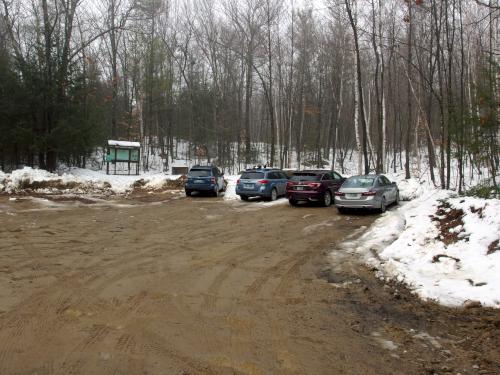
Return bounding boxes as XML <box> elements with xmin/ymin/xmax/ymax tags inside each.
<box><xmin>105</xmin><ymin>140</ymin><xmax>141</xmax><ymax>175</ymax></box>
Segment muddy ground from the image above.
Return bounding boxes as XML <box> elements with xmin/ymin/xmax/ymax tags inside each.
<box><xmin>0</xmin><ymin>193</ymin><xmax>498</xmax><ymax>375</ymax></box>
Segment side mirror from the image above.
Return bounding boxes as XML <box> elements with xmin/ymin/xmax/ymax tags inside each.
<box><xmin>391</xmin><ymin>181</ymin><xmax>396</xmax><ymax>185</ymax></box>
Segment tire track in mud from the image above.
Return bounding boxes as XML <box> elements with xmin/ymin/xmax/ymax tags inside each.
<box><xmin>0</xmin><ymin>241</ymin><xmax>191</xmax><ymax>373</ymax></box>
<box><xmin>0</xmin><ymin>242</ymin><xmax>168</xmax><ymax>373</ymax></box>
<box><xmin>238</xmin><ymin>246</ymin><xmax>314</xmax><ymax>374</ymax></box>
<box><xmin>0</xmin><ymin>197</ymin><xmax>386</xmax><ymax>375</ymax></box>
<box><xmin>0</xmin><ymin>286</ymin><xmax>89</xmax><ymax>374</ymax></box>
<box><xmin>200</xmin><ymin>247</ymin><xmax>270</xmax><ymax>312</ymax></box>
<box><xmin>244</xmin><ymin>250</ymin><xmax>311</xmax><ymax>299</ymax></box>
<box><xmin>272</xmin><ymin>252</ymin><xmax>312</xmax><ymax>298</ymax></box>
<box><xmin>140</xmin><ymin>328</ymin><xmax>221</xmax><ymax>375</ymax></box>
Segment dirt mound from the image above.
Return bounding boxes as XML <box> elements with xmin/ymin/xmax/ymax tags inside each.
<box><xmin>19</xmin><ymin>179</ymin><xmax>82</xmax><ymax>190</ymax></box>
<box><xmin>15</xmin><ymin>178</ymin><xmax>112</xmax><ymax>195</ymax></box>
<box><xmin>133</xmin><ymin>175</ymin><xmax>186</xmax><ymax>192</ymax></box>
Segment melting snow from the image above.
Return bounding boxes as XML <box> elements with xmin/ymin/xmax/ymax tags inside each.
<box><xmin>341</xmin><ymin>188</ymin><xmax>500</xmax><ymax>308</ymax></box>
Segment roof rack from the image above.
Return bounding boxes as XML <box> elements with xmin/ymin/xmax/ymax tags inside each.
<box><xmin>192</xmin><ymin>164</ymin><xmax>214</xmax><ymax>168</ymax></box>
<box><xmin>246</xmin><ymin>165</ymin><xmax>279</xmax><ymax>171</ymax></box>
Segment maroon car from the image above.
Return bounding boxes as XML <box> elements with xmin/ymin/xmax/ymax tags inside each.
<box><xmin>286</xmin><ymin>170</ymin><xmax>345</xmax><ymax>206</ymax></box>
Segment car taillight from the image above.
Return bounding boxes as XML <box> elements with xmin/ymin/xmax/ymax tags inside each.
<box><xmin>237</xmin><ymin>179</ymin><xmax>240</xmax><ymax>184</ymax></box>
<box><xmin>286</xmin><ymin>182</ymin><xmax>293</xmax><ymax>188</ymax></box>
<box><xmin>334</xmin><ymin>191</ymin><xmax>345</xmax><ymax>196</ymax></box>
<box><xmin>258</xmin><ymin>180</ymin><xmax>269</xmax><ymax>184</ymax></box>
<box><xmin>211</xmin><ymin>176</ymin><xmax>216</xmax><ymax>184</ymax></box>
<box><xmin>362</xmin><ymin>191</ymin><xmax>376</xmax><ymax>196</ymax></box>
<box><xmin>308</xmin><ymin>182</ymin><xmax>321</xmax><ymax>190</ymax></box>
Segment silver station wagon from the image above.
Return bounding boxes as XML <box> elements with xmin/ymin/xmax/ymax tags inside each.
<box><xmin>334</xmin><ymin>174</ymin><xmax>399</xmax><ymax>213</ymax></box>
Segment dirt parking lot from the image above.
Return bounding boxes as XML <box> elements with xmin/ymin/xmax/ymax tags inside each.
<box><xmin>0</xmin><ymin>194</ymin><xmax>498</xmax><ymax>375</ymax></box>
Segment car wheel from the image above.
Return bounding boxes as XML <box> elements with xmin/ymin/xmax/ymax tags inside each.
<box><xmin>185</xmin><ymin>190</ymin><xmax>192</xmax><ymax>197</ymax></box>
<box><xmin>395</xmin><ymin>191</ymin><xmax>400</xmax><ymax>205</ymax></box>
<box><xmin>289</xmin><ymin>198</ymin><xmax>298</xmax><ymax>206</ymax></box>
<box><xmin>270</xmin><ymin>188</ymin><xmax>278</xmax><ymax>201</ymax></box>
<box><xmin>322</xmin><ymin>191</ymin><xmax>332</xmax><ymax>207</ymax></box>
<box><xmin>240</xmin><ymin>195</ymin><xmax>249</xmax><ymax>201</ymax></box>
<box><xmin>380</xmin><ymin>197</ymin><xmax>386</xmax><ymax>213</ymax></box>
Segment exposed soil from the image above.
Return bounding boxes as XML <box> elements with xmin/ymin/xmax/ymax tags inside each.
<box><xmin>0</xmin><ymin>195</ymin><xmax>498</xmax><ymax>375</ymax></box>
<box><xmin>487</xmin><ymin>240</ymin><xmax>499</xmax><ymax>255</ymax></box>
<box><xmin>132</xmin><ymin>176</ymin><xmax>187</xmax><ymax>192</ymax></box>
<box><xmin>433</xmin><ymin>202</ymin><xmax>466</xmax><ymax>245</ymax></box>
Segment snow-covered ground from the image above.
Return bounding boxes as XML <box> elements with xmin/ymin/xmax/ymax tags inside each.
<box><xmin>341</xmin><ymin>186</ymin><xmax>500</xmax><ymax>308</ymax></box>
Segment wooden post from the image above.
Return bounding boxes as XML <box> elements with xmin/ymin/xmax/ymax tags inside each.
<box><xmin>128</xmin><ymin>149</ymin><xmax>131</xmax><ymax>175</ymax></box>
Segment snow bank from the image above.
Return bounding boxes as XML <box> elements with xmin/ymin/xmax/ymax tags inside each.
<box><xmin>224</xmin><ymin>175</ymin><xmax>240</xmax><ymax>201</ymax></box>
<box><xmin>69</xmin><ymin>168</ymin><xmax>182</xmax><ymax>193</ymax></box>
<box><xmin>0</xmin><ymin>167</ymin><xmax>106</xmax><ymax>194</ymax></box>
<box><xmin>0</xmin><ymin>170</ymin><xmax>6</xmax><ymax>191</ymax></box>
<box><xmin>343</xmin><ymin>190</ymin><xmax>500</xmax><ymax>307</ymax></box>
<box><xmin>385</xmin><ymin>172</ymin><xmax>428</xmax><ymax>201</ymax></box>
<box><xmin>0</xmin><ymin>167</ymin><xmax>183</xmax><ymax>195</ymax></box>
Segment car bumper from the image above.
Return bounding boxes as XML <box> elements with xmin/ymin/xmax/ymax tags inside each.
<box><xmin>236</xmin><ymin>186</ymin><xmax>270</xmax><ymax>197</ymax></box>
<box><xmin>334</xmin><ymin>196</ymin><xmax>380</xmax><ymax>208</ymax></box>
<box><xmin>185</xmin><ymin>183</ymin><xmax>216</xmax><ymax>191</ymax></box>
<box><xmin>286</xmin><ymin>191</ymin><xmax>322</xmax><ymax>201</ymax></box>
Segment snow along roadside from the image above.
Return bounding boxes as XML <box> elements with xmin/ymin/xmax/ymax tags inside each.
<box><xmin>0</xmin><ymin>167</ymin><xmax>182</xmax><ymax>195</ymax></box>
<box><xmin>340</xmin><ymin>189</ymin><xmax>500</xmax><ymax>308</ymax></box>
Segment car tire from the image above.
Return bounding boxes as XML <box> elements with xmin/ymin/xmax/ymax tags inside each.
<box><xmin>270</xmin><ymin>188</ymin><xmax>278</xmax><ymax>201</ymax></box>
<box><xmin>185</xmin><ymin>190</ymin><xmax>192</xmax><ymax>197</ymax></box>
<box><xmin>213</xmin><ymin>185</ymin><xmax>219</xmax><ymax>197</ymax></box>
<box><xmin>322</xmin><ymin>191</ymin><xmax>332</xmax><ymax>207</ymax></box>
<box><xmin>240</xmin><ymin>195</ymin><xmax>249</xmax><ymax>201</ymax></box>
<box><xmin>380</xmin><ymin>197</ymin><xmax>386</xmax><ymax>213</ymax></box>
<box><xmin>395</xmin><ymin>191</ymin><xmax>400</xmax><ymax>205</ymax></box>
<box><xmin>289</xmin><ymin>198</ymin><xmax>298</xmax><ymax>206</ymax></box>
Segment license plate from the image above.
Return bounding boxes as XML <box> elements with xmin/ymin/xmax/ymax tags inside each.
<box><xmin>243</xmin><ymin>184</ymin><xmax>253</xmax><ymax>189</ymax></box>
<box><xmin>195</xmin><ymin>179</ymin><xmax>205</xmax><ymax>184</ymax></box>
<box><xmin>295</xmin><ymin>186</ymin><xmax>305</xmax><ymax>191</ymax></box>
<box><xmin>346</xmin><ymin>193</ymin><xmax>359</xmax><ymax>199</ymax></box>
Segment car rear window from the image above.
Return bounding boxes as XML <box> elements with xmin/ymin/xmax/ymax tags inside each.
<box><xmin>188</xmin><ymin>169</ymin><xmax>211</xmax><ymax>177</ymax></box>
<box><xmin>240</xmin><ymin>172</ymin><xmax>265</xmax><ymax>179</ymax></box>
<box><xmin>290</xmin><ymin>173</ymin><xmax>320</xmax><ymax>182</ymax></box>
<box><xmin>343</xmin><ymin>177</ymin><xmax>375</xmax><ymax>188</ymax></box>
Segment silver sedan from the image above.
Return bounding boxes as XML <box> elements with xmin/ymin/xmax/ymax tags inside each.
<box><xmin>334</xmin><ymin>175</ymin><xmax>399</xmax><ymax>213</ymax></box>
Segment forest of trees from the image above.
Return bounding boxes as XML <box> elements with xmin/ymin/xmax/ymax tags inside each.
<box><xmin>0</xmin><ymin>0</ymin><xmax>498</xmax><ymax>191</ymax></box>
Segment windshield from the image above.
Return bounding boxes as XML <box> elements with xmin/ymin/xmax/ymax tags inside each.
<box><xmin>342</xmin><ymin>177</ymin><xmax>375</xmax><ymax>188</ymax></box>
<box><xmin>240</xmin><ymin>172</ymin><xmax>264</xmax><ymax>180</ymax></box>
<box><xmin>189</xmin><ymin>169</ymin><xmax>211</xmax><ymax>177</ymax></box>
<box><xmin>290</xmin><ymin>173</ymin><xmax>320</xmax><ymax>182</ymax></box>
